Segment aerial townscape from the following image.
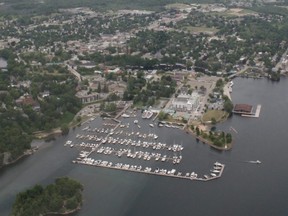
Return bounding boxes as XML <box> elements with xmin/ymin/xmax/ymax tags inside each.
<box><xmin>0</xmin><ymin>0</ymin><xmax>288</xmax><ymax>215</ymax></box>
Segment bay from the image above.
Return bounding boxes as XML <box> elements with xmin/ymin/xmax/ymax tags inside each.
<box><xmin>1</xmin><ymin>77</ymin><xmax>288</xmax><ymax>216</ymax></box>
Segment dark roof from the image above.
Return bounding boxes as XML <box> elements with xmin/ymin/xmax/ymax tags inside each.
<box><xmin>234</xmin><ymin>104</ymin><xmax>253</xmax><ymax>113</ymax></box>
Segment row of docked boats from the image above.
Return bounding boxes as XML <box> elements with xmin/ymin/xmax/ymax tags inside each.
<box><xmin>93</xmin><ymin>146</ymin><xmax>182</xmax><ymax>163</ymax></box>
<box><xmin>203</xmin><ymin>162</ymin><xmax>224</xmax><ymax>179</ymax></box>
<box><xmin>158</xmin><ymin>121</ymin><xmax>184</xmax><ymax>129</ymax></box>
<box><xmin>74</xmin><ymin>158</ymin><xmax>224</xmax><ymax>181</ymax></box>
<box><xmin>75</xmin><ymin>135</ymin><xmax>183</xmax><ymax>152</ymax></box>
<box><xmin>78</xmin><ymin>128</ymin><xmax>159</xmax><ymax>140</ymax></box>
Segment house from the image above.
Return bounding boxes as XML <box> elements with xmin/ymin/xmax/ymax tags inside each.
<box><xmin>16</xmin><ymin>94</ymin><xmax>40</xmax><ymax>111</ymax></box>
<box><xmin>40</xmin><ymin>91</ymin><xmax>50</xmax><ymax>98</ymax></box>
<box><xmin>76</xmin><ymin>90</ymin><xmax>101</xmax><ymax>104</ymax></box>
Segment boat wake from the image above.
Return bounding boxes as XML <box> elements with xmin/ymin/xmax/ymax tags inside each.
<box><xmin>245</xmin><ymin>160</ymin><xmax>261</xmax><ymax>164</ymax></box>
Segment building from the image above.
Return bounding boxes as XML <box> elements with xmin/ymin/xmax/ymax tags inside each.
<box><xmin>16</xmin><ymin>94</ymin><xmax>40</xmax><ymax>111</ymax></box>
<box><xmin>76</xmin><ymin>91</ymin><xmax>101</xmax><ymax>104</ymax></box>
<box><xmin>171</xmin><ymin>92</ymin><xmax>200</xmax><ymax>112</ymax></box>
<box><xmin>233</xmin><ymin>104</ymin><xmax>253</xmax><ymax>114</ymax></box>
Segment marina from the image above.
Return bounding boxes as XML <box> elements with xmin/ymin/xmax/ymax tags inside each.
<box><xmin>65</xmin><ymin>110</ymin><xmax>225</xmax><ymax>182</ymax></box>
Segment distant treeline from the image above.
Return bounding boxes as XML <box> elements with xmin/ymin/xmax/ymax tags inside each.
<box><xmin>250</xmin><ymin>5</ymin><xmax>288</xmax><ymax>17</ymax></box>
<box><xmin>1</xmin><ymin>0</ymin><xmax>223</xmax><ymax>14</ymax></box>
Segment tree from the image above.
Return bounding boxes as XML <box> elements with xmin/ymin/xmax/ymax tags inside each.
<box><xmin>211</xmin><ymin>117</ymin><xmax>217</xmax><ymax>125</ymax></box>
<box><xmin>100</xmin><ymin>102</ymin><xmax>105</xmax><ymax>111</ymax></box>
<box><xmin>103</xmin><ymin>82</ymin><xmax>109</xmax><ymax>93</ymax></box>
<box><xmin>158</xmin><ymin>111</ymin><xmax>168</xmax><ymax>121</ymax></box>
<box><xmin>76</xmin><ymin>116</ymin><xmax>81</xmax><ymax>122</ymax></box>
<box><xmin>61</xmin><ymin>124</ymin><xmax>69</xmax><ymax>135</ymax></box>
<box><xmin>224</xmin><ymin>99</ymin><xmax>233</xmax><ymax>114</ymax></box>
<box><xmin>195</xmin><ymin>127</ymin><xmax>200</xmax><ymax>136</ymax></box>
<box><xmin>97</xmin><ymin>82</ymin><xmax>101</xmax><ymax>93</ymax></box>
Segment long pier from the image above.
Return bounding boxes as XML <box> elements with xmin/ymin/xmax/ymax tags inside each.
<box><xmin>115</xmin><ymin>104</ymin><xmax>131</xmax><ymax>119</ymax></box>
<box><xmin>74</xmin><ymin>159</ymin><xmax>225</xmax><ymax>182</ymax></box>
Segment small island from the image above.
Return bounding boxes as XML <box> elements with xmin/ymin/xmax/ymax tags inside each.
<box><xmin>11</xmin><ymin>177</ymin><xmax>83</xmax><ymax>216</ymax></box>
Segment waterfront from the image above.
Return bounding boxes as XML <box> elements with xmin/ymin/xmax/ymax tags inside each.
<box><xmin>1</xmin><ymin>77</ymin><xmax>288</xmax><ymax>216</ymax></box>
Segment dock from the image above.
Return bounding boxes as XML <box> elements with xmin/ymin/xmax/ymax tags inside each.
<box><xmin>74</xmin><ymin>159</ymin><xmax>225</xmax><ymax>182</ymax></box>
<box><xmin>115</xmin><ymin>104</ymin><xmax>131</xmax><ymax>119</ymax></box>
<box><xmin>242</xmin><ymin>104</ymin><xmax>261</xmax><ymax>118</ymax></box>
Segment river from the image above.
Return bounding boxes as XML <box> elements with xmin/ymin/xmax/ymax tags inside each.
<box><xmin>1</xmin><ymin>77</ymin><xmax>288</xmax><ymax>216</ymax></box>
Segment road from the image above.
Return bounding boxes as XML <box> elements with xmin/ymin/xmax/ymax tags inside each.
<box><xmin>65</xmin><ymin>63</ymin><xmax>82</xmax><ymax>81</ymax></box>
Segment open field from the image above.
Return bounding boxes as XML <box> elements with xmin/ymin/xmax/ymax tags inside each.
<box><xmin>165</xmin><ymin>3</ymin><xmax>190</xmax><ymax>10</ymax></box>
<box><xmin>183</xmin><ymin>26</ymin><xmax>219</xmax><ymax>34</ymax></box>
<box><xmin>210</xmin><ymin>8</ymin><xmax>258</xmax><ymax>17</ymax></box>
<box><xmin>202</xmin><ymin>110</ymin><xmax>228</xmax><ymax>122</ymax></box>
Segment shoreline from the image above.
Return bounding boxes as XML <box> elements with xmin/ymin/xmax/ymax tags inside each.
<box><xmin>0</xmin><ymin>147</ymin><xmax>39</xmax><ymax>170</ymax></box>
<box><xmin>44</xmin><ymin>205</ymin><xmax>81</xmax><ymax>216</ymax></box>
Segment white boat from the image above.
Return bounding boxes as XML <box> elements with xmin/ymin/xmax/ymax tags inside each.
<box><xmin>214</xmin><ymin>162</ymin><xmax>222</xmax><ymax>166</ymax></box>
<box><xmin>142</xmin><ymin>110</ymin><xmax>153</xmax><ymax>119</ymax></box>
<box><xmin>149</xmin><ymin>123</ymin><xmax>154</xmax><ymax>127</ymax></box>
<box><xmin>158</xmin><ymin>123</ymin><xmax>164</xmax><ymax>127</ymax></box>
<box><xmin>134</xmin><ymin>120</ymin><xmax>138</xmax><ymax>124</ymax></box>
<box><xmin>146</xmin><ymin>111</ymin><xmax>153</xmax><ymax>119</ymax></box>
<box><xmin>248</xmin><ymin>160</ymin><xmax>261</xmax><ymax>164</ymax></box>
<box><xmin>142</xmin><ymin>110</ymin><xmax>148</xmax><ymax>119</ymax></box>
<box><xmin>121</xmin><ymin>113</ymin><xmax>130</xmax><ymax>118</ymax></box>
<box><xmin>210</xmin><ymin>173</ymin><xmax>217</xmax><ymax>177</ymax></box>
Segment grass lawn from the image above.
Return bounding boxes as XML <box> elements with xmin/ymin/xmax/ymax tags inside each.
<box><xmin>59</xmin><ymin>112</ymin><xmax>75</xmax><ymax>125</ymax></box>
<box><xmin>165</xmin><ymin>3</ymin><xmax>189</xmax><ymax>10</ymax></box>
<box><xmin>202</xmin><ymin>110</ymin><xmax>228</xmax><ymax>122</ymax></box>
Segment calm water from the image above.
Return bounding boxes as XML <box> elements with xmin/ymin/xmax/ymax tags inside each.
<box><xmin>1</xmin><ymin>77</ymin><xmax>288</xmax><ymax>216</ymax></box>
<box><xmin>0</xmin><ymin>58</ymin><xmax>7</xmax><ymax>68</ymax></box>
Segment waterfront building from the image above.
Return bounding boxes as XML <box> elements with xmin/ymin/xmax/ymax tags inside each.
<box><xmin>233</xmin><ymin>104</ymin><xmax>253</xmax><ymax>114</ymax></box>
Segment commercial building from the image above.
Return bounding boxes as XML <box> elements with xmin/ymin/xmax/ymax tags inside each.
<box><xmin>171</xmin><ymin>92</ymin><xmax>200</xmax><ymax>112</ymax></box>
